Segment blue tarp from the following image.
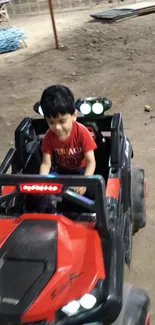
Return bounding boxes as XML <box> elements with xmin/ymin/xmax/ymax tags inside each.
<box><xmin>0</xmin><ymin>26</ymin><xmax>26</xmax><ymax>53</ymax></box>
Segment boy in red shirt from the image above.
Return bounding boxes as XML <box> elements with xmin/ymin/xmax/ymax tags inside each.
<box><xmin>39</xmin><ymin>85</ymin><xmax>97</xmax><ymax>196</ymax></box>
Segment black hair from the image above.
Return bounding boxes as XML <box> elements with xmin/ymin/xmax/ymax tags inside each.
<box><xmin>40</xmin><ymin>85</ymin><xmax>75</xmax><ymax>118</ymax></box>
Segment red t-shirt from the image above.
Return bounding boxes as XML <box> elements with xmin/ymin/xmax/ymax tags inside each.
<box><xmin>41</xmin><ymin>121</ymin><xmax>97</xmax><ymax>170</ymax></box>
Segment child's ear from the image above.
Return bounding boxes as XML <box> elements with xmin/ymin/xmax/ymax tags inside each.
<box><xmin>72</xmin><ymin>110</ymin><xmax>77</xmax><ymax>121</ymax></box>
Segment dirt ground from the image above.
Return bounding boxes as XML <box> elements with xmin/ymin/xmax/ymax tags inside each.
<box><xmin>0</xmin><ymin>3</ymin><xmax>155</xmax><ymax>322</ymax></box>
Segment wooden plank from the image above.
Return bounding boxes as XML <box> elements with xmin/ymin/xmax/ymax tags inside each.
<box><xmin>90</xmin><ymin>1</ymin><xmax>155</xmax><ymax>22</ymax></box>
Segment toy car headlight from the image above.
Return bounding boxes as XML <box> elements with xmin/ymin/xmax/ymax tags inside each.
<box><xmin>61</xmin><ymin>300</ymin><xmax>80</xmax><ymax>316</ymax></box>
<box><xmin>33</xmin><ymin>101</ymin><xmax>44</xmax><ymax>116</ymax></box>
<box><xmin>80</xmin><ymin>293</ymin><xmax>97</xmax><ymax>309</ymax></box>
<box><xmin>79</xmin><ymin>101</ymin><xmax>104</xmax><ymax>116</ymax></box>
<box><xmin>61</xmin><ymin>293</ymin><xmax>97</xmax><ymax>316</ymax></box>
<box><xmin>80</xmin><ymin>103</ymin><xmax>91</xmax><ymax>115</ymax></box>
<box><xmin>38</xmin><ymin>105</ymin><xmax>44</xmax><ymax>116</ymax></box>
<box><xmin>92</xmin><ymin>102</ymin><xmax>103</xmax><ymax>115</ymax></box>
<box><xmin>75</xmin><ymin>97</ymin><xmax>112</xmax><ymax>117</ymax></box>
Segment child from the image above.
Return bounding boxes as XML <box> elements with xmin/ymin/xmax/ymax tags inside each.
<box><xmin>39</xmin><ymin>85</ymin><xmax>97</xmax><ymax>196</ymax></box>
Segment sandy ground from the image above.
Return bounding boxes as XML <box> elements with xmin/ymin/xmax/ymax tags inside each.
<box><xmin>0</xmin><ymin>3</ymin><xmax>155</xmax><ymax>322</ymax></box>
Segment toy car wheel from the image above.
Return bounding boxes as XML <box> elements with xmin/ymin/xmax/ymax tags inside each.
<box><xmin>131</xmin><ymin>166</ymin><xmax>146</xmax><ymax>234</ymax></box>
<box><xmin>111</xmin><ymin>283</ymin><xmax>150</xmax><ymax>325</ymax></box>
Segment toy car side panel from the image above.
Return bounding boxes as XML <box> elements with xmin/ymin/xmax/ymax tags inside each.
<box><xmin>110</xmin><ymin>113</ymin><xmax>124</xmax><ymax>168</ymax></box>
<box><xmin>14</xmin><ymin>118</ymin><xmax>42</xmax><ymax>173</ymax></box>
<box><xmin>120</xmin><ymin>136</ymin><xmax>132</xmax><ymax>214</ymax></box>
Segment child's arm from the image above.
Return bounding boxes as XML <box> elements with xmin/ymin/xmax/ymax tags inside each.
<box><xmin>74</xmin><ymin>150</ymin><xmax>96</xmax><ymax>196</ymax></box>
<box><xmin>40</xmin><ymin>153</ymin><xmax>51</xmax><ymax>175</ymax></box>
<box><xmin>84</xmin><ymin>150</ymin><xmax>96</xmax><ymax>176</ymax></box>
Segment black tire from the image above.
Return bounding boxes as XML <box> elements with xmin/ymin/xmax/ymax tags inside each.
<box><xmin>124</xmin><ymin>215</ymin><xmax>133</xmax><ymax>266</ymax></box>
<box><xmin>111</xmin><ymin>283</ymin><xmax>150</xmax><ymax>325</ymax></box>
<box><xmin>131</xmin><ymin>167</ymin><xmax>146</xmax><ymax>234</ymax></box>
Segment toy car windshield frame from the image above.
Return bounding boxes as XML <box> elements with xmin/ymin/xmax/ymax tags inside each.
<box><xmin>0</xmin><ymin>174</ymin><xmax>109</xmax><ymax>238</ymax></box>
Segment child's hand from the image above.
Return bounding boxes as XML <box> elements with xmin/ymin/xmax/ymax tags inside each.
<box><xmin>74</xmin><ymin>186</ymin><xmax>86</xmax><ymax>195</ymax></box>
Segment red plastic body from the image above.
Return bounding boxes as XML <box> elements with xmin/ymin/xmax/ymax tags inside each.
<box><xmin>0</xmin><ymin>213</ymin><xmax>105</xmax><ymax>322</ymax></box>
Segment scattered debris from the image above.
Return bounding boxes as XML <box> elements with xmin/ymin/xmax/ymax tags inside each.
<box><xmin>144</xmin><ymin>105</ymin><xmax>151</xmax><ymax>112</ymax></box>
<box><xmin>59</xmin><ymin>45</ymin><xmax>69</xmax><ymax>51</ymax></box>
<box><xmin>70</xmin><ymin>71</ymin><xmax>78</xmax><ymax>76</ymax></box>
<box><xmin>68</xmin><ymin>56</ymin><xmax>75</xmax><ymax>60</ymax></box>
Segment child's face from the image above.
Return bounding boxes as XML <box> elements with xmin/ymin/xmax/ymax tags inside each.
<box><xmin>46</xmin><ymin>111</ymin><xmax>77</xmax><ymax>140</ymax></box>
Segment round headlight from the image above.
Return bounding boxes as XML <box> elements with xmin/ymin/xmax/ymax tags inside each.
<box><xmin>92</xmin><ymin>102</ymin><xmax>103</xmax><ymax>115</ymax></box>
<box><xmin>61</xmin><ymin>300</ymin><xmax>80</xmax><ymax>316</ymax></box>
<box><xmin>80</xmin><ymin>294</ymin><xmax>97</xmax><ymax>309</ymax></box>
<box><xmin>80</xmin><ymin>103</ymin><xmax>91</xmax><ymax>115</ymax></box>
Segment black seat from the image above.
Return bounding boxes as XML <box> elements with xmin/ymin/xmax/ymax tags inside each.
<box><xmin>82</xmin><ymin>121</ymin><xmax>111</xmax><ymax>183</ymax></box>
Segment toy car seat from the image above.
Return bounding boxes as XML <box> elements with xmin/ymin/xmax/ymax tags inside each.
<box><xmin>82</xmin><ymin>120</ymin><xmax>111</xmax><ymax>183</ymax></box>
